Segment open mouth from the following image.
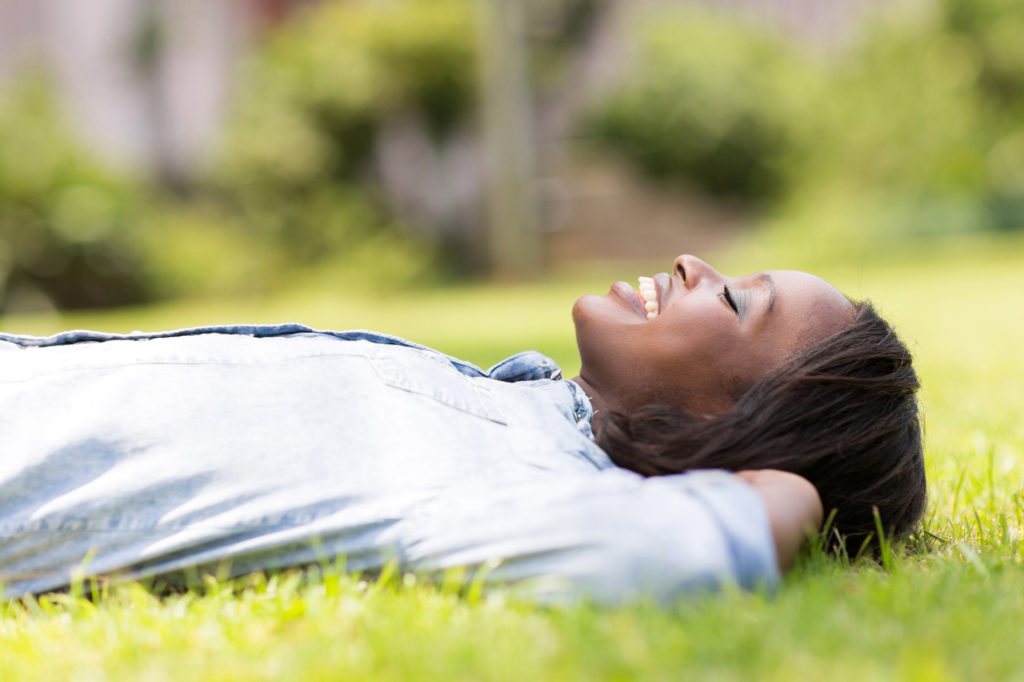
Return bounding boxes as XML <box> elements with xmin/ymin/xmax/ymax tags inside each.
<box><xmin>611</xmin><ymin>277</ymin><xmax>661</xmax><ymax>321</ymax></box>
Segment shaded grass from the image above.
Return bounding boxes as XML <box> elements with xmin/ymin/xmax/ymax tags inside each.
<box><xmin>2</xmin><ymin>234</ymin><xmax>1024</xmax><ymax>681</ymax></box>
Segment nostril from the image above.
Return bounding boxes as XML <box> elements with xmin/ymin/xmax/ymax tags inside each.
<box><xmin>675</xmin><ymin>262</ymin><xmax>686</xmax><ymax>281</ymax></box>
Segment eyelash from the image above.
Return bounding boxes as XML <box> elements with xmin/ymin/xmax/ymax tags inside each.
<box><xmin>723</xmin><ymin>285</ymin><xmax>739</xmax><ymax>314</ymax></box>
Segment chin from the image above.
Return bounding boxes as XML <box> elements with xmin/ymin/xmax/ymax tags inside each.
<box><xmin>572</xmin><ymin>293</ymin><xmax>627</xmax><ymax>380</ymax></box>
<box><xmin>571</xmin><ymin>294</ymin><xmax>601</xmax><ymax>329</ymax></box>
<box><xmin>571</xmin><ymin>295</ymin><xmax>601</xmax><ymax>365</ymax></box>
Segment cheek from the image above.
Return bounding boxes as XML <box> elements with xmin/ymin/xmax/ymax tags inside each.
<box><xmin>657</xmin><ymin>299</ymin><xmax>733</xmax><ymax>359</ymax></box>
<box><xmin>647</xmin><ymin>309</ymin><xmax>748</xmax><ymax>393</ymax></box>
<box><xmin>653</xmin><ymin>327</ymin><xmax>732</xmax><ymax>374</ymax></box>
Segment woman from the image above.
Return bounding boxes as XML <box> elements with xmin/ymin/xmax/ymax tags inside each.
<box><xmin>0</xmin><ymin>255</ymin><xmax>924</xmax><ymax>604</ymax></box>
<box><xmin>577</xmin><ymin>255</ymin><xmax>926</xmax><ymax>555</ymax></box>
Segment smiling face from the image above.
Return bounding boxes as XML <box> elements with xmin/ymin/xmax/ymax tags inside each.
<box><xmin>572</xmin><ymin>255</ymin><xmax>857</xmax><ymax>416</ymax></box>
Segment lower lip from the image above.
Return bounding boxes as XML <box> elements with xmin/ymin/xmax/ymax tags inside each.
<box><xmin>611</xmin><ymin>281</ymin><xmax>648</xmax><ymax>319</ymax></box>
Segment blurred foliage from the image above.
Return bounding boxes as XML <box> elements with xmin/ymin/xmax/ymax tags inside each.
<box><xmin>592</xmin><ymin>12</ymin><xmax>812</xmax><ymax>204</ymax></box>
<box><xmin>528</xmin><ymin>0</ymin><xmax>608</xmax><ymax>89</ymax></box>
<box><xmin>0</xmin><ymin>0</ymin><xmax>612</xmax><ymax>310</ymax></box>
<box><xmin>593</xmin><ymin>0</ymin><xmax>1024</xmax><ymax>249</ymax></box>
<box><xmin>203</xmin><ymin>0</ymin><xmax>606</xmax><ymax>289</ymax></box>
<box><xmin>0</xmin><ymin>78</ymin><xmax>147</xmax><ymax>311</ymax></box>
<box><xmin>207</xmin><ymin>0</ymin><xmax>477</xmax><ymax>281</ymax></box>
<box><xmin>779</xmin><ymin>0</ymin><xmax>1024</xmax><ymax>247</ymax></box>
<box><xmin>8</xmin><ymin>0</ymin><xmax>1023</xmax><ymax>310</ymax></box>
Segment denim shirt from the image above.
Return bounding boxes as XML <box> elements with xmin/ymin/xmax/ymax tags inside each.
<box><xmin>0</xmin><ymin>324</ymin><xmax>778</xmax><ymax>602</ymax></box>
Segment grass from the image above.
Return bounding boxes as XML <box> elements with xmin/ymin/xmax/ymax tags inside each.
<box><xmin>2</xmin><ymin>234</ymin><xmax>1024</xmax><ymax>681</ymax></box>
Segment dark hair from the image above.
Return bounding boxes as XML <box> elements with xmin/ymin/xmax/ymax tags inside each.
<box><xmin>596</xmin><ymin>301</ymin><xmax>926</xmax><ymax>548</ymax></box>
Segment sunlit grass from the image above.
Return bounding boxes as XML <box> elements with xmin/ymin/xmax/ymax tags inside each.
<box><xmin>2</xmin><ymin>234</ymin><xmax>1024</xmax><ymax>681</ymax></box>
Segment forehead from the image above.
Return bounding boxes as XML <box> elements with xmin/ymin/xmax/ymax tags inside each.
<box><xmin>759</xmin><ymin>270</ymin><xmax>855</xmax><ymax>334</ymax></box>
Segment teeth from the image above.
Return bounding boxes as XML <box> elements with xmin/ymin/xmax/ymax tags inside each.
<box><xmin>638</xmin><ymin>276</ymin><xmax>658</xmax><ymax>319</ymax></box>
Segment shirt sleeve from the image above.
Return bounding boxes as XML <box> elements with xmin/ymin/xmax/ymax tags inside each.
<box><xmin>401</xmin><ymin>469</ymin><xmax>780</xmax><ymax>605</ymax></box>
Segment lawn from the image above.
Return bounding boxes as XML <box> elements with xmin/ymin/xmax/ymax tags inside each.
<box><xmin>2</xmin><ymin>235</ymin><xmax>1024</xmax><ymax>681</ymax></box>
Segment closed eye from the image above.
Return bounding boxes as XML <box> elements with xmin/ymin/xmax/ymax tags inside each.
<box><xmin>723</xmin><ymin>285</ymin><xmax>739</xmax><ymax>315</ymax></box>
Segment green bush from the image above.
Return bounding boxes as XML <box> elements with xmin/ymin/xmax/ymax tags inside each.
<box><xmin>591</xmin><ymin>10</ymin><xmax>814</xmax><ymax>204</ymax></box>
<box><xmin>593</xmin><ymin>0</ymin><xmax>1024</xmax><ymax>251</ymax></box>
<box><xmin>767</xmin><ymin>0</ymin><xmax>1024</xmax><ymax>252</ymax></box>
<box><xmin>0</xmin><ymin>78</ymin><xmax>147</xmax><ymax>311</ymax></box>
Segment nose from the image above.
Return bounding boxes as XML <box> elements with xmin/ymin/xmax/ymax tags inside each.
<box><xmin>673</xmin><ymin>255</ymin><xmax>723</xmax><ymax>289</ymax></box>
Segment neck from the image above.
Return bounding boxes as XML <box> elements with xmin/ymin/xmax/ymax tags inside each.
<box><xmin>570</xmin><ymin>375</ymin><xmax>616</xmax><ymax>424</ymax></box>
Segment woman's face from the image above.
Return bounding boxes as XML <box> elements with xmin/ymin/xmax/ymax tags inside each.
<box><xmin>572</xmin><ymin>255</ymin><xmax>857</xmax><ymax>415</ymax></box>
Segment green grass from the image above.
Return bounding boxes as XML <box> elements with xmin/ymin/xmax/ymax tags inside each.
<box><xmin>2</xmin><ymin>235</ymin><xmax>1024</xmax><ymax>681</ymax></box>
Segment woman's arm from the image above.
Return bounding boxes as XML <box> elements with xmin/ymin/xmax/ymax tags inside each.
<box><xmin>734</xmin><ymin>470</ymin><xmax>823</xmax><ymax>572</ymax></box>
<box><xmin>402</xmin><ymin>469</ymin><xmax>781</xmax><ymax>604</ymax></box>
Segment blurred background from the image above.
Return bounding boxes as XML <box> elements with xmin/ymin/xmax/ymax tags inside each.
<box><xmin>0</xmin><ymin>0</ymin><xmax>1021</xmax><ymax>318</ymax></box>
<box><xmin>5</xmin><ymin>4</ymin><xmax>1024</xmax><ymax>649</ymax></box>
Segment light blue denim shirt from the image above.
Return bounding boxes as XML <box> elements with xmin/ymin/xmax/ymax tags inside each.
<box><xmin>0</xmin><ymin>324</ymin><xmax>778</xmax><ymax>602</ymax></box>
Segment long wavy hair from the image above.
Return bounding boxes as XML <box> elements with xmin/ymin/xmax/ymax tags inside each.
<box><xmin>596</xmin><ymin>301</ymin><xmax>926</xmax><ymax>548</ymax></box>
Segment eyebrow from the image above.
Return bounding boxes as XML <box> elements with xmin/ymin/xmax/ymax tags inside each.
<box><xmin>758</xmin><ymin>274</ymin><xmax>778</xmax><ymax>314</ymax></box>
